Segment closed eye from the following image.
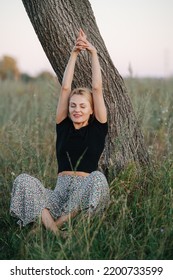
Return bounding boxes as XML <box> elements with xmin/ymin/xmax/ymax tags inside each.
<box><xmin>70</xmin><ymin>103</ymin><xmax>86</xmax><ymax>109</ymax></box>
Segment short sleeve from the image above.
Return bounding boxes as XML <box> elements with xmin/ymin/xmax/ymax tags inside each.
<box><xmin>93</xmin><ymin>118</ymin><xmax>108</xmax><ymax>136</ymax></box>
<box><xmin>56</xmin><ymin>117</ymin><xmax>71</xmax><ymax>134</ymax></box>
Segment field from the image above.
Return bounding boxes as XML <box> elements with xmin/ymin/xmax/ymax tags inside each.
<box><xmin>1</xmin><ymin>77</ymin><xmax>173</xmax><ymax>260</ymax></box>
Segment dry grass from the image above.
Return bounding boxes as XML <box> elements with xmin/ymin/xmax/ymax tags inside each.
<box><xmin>1</xmin><ymin>77</ymin><xmax>173</xmax><ymax>259</ymax></box>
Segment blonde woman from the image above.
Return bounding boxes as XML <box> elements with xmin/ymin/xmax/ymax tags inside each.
<box><xmin>10</xmin><ymin>29</ymin><xmax>110</xmax><ymax>234</ymax></box>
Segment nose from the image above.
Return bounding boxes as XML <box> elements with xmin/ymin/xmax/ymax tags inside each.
<box><xmin>74</xmin><ymin>106</ymin><xmax>80</xmax><ymax>112</ymax></box>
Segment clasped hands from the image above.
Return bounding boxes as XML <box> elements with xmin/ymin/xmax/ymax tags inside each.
<box><xmin>73</xmin><ymin>28</ymin><xmax>96</xmax><ymax>54</ymax></box>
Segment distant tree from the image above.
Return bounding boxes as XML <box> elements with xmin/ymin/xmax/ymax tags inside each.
<box><xmin>20</xmin><ymin>73</ymin><xmax>35</xmax><ymax>83</ymax></box>
<box><xmin>36</xmin><ymin>71</ymin><xmax>55</xmax><ymax>81</ymax></box>
<box><xmin>21</xmin><ymin>0</ymin><xmax>150</xmax><ymax>177</ymax></box>
<box><xmin>0</xmin><ymin>55</ymin><xmax>20</xmax><ymax>80</ymax></box>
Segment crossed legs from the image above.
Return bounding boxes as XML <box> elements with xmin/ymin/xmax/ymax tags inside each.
<box><xmin>41</xmin><ymin>208</ymin><xmax>78</xmax><ymax>234</ymax></box>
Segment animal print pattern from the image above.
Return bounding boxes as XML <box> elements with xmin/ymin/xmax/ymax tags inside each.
<box><xmin>10</xmin><ymin>171</ymin><xmax>110</xmax><ymax>226</ymax></box>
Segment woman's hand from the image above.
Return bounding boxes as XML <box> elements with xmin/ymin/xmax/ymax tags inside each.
<box><xmin>71</xmin><ymin>29</ymin><xmax>86</xmax><ymax>53</ymax></box>
<box><xmin>75</xmin><ymin>28</ymin><xmax>97</xmax><ymax>54</ymax></box>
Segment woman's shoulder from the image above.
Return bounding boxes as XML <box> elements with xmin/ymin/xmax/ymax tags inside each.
<box><xmin>90</xmin><ymin>117</ymin><xmax>108</xmax><ymax>134</ymax></box>
<box><xmin>91</xmin><ymin>117</ymin><xmax>108</xmax><ymax>126</ymax></box>
<box><xmin>56</xmin><ymin>117</ymin><xmax>72</xmax><ymax>130</ymax></box>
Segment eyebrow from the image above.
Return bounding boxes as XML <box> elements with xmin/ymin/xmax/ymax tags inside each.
<box><xmin>70</xmin><ymin>102</ymin><xmax>86</xmax><ymax>105</ymax></box>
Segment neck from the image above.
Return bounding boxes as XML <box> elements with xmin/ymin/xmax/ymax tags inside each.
<box><xmin>73</xmin><ymin>121</ymin><xmax>88</xmax><ymax>129</ymax></box>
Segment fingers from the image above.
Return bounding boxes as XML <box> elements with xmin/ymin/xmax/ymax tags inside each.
<box><xmin>80</xmin><ymin>28</ymin><xmax>87</xmax><ymax>39</ymax></box>
<box><xmin>76</xmin><ymin>38</ymin><xmax>87</xmax><ymax>46</ymax></box>
<box><xmin>75</xmin><ymin>29</ymin><xmax>95</xmax><ymax>53</ymax></box>
<box><xmin>76</xmin><ymin>33</ymin><xmax>88</xmax><ymax>50</ymax></box>
<box><xmin>77</xmin><ymin>28</ymin><xmax>87</xmax><ymax>40</ymax></box>
<box><xmin>76</xmin><ymin>38</ymin><xmax>89</xmax><ymax>50</ymax></box>
<box><xmin>75</xmin><ymin>43</ymin><xmax>88</xmax><ymax>52</ymax></box>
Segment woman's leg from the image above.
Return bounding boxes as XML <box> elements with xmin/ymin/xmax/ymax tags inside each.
<box><xmin>10</xmin><ymin>173</ymin><xmax>53</xmax><ymax>226</ymax></box>
<box><xmin>80</xmin><ymin>171</ymin><xmax>110</xmax><ymax>214</ymax></box>
<box><xmin>41</xmin><ymin>208</ymin><xmax>58</xmax><ymax>234</ymax></box>
<box><xmin>55</xmin><ymin>210</ymin><xmax>79</xmax><ymax>228</ymax></box>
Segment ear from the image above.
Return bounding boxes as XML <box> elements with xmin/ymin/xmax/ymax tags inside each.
<box><xmin>90</xmin><ymin>108</ymin><xmax>94</xmax><ymax>114</ymax></box>
<box><xmin>90</xmin><ymin>105</ymin><xmax>94</xmax><ymax>116</ymax></box>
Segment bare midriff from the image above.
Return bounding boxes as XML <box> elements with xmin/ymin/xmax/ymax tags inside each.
<box><xmin>58</xmin><ymin>171</ymin><xmax>90</xmax><ymax>177</ymax></box>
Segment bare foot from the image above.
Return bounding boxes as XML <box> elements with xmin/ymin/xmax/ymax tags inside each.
<box><xmin>55</xmin><ymin>210</ymin><xmax>79</xmax><ymax>228</ymax></box>
<box><xmin>42</xmin><ymin>208</ymin><xmax>58</xmax><ymax>234</ymax></box>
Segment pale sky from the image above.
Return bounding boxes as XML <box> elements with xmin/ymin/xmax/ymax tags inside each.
<box><xmin>0</xmin><ymin>0</ymin><xmax>173</xmax><ymax>77</ymax></box>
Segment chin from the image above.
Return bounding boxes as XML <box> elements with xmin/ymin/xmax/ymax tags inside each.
<box><xmin>71</xmin><ymin>117</ymin><xmax>89</xmax><ymax>125</ymax></box>
<box><xmin>73</xmin><ymin>119</ymin><xmax>84</xmax><ymax>124</ymax></box>
<box><xmin>71</xmin><ymin>116</ymin><xmax>83</xmax><ymax>122</ymax></box>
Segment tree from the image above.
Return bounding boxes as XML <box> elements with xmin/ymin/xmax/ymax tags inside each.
<box><xmin>36</xmin><ymin>71</ymin><xmax>55</xmax><ymax>81</ymax></box>
<box><xmin>20</xmin><ymin>72</ymin><xmax>34</xmax><ymax>83</ymax></box>
<box><xmin>0</xmin><ymin>55</ymin><xmax>20</xmax><ymax>80</ymax></box>
<box><xmin>21</xmin><ymin>0</ymin><xmax>150</xmax><ymax>177</ymax></box>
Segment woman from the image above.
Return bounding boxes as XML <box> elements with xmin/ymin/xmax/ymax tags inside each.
<box><xmin>10</xmin><ymin>29</ymin><xmax>110</xmax><ymax>234</ymax></box>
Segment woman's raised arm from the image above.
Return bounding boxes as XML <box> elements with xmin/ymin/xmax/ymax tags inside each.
<box><xmin>90</xmin><ymin>48</ymin><xmax>107</xmax><ymax>123</ymax></box>
<box><xmin>56</xmin><ymin>51</ymin><xmax>78</xmax><ymax>124</ymax></box>
<box><xmin>79</xmin><ymin>30</ymin><xmax>107</xmax><ymax>123</ymax></box>
<box><xmin>56</xmin><ymin>30</ymin><xmax>85</xmax><ymax>124</ymax></box>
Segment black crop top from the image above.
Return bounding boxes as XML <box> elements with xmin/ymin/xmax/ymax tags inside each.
<box><xmin>56</xmin><ymin>117</ymin><xmax>108</xmax><ymax>173</ymax></box>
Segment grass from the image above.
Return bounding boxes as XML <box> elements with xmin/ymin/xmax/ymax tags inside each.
<box><xmin>1</xmin><ymin>77</ymin><xmax>173</xmax><ymax>259</ymax></box>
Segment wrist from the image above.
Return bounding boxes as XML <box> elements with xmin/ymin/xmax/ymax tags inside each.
<box><xmin>90</xmin><ymin>48</ymin><xmax>97</xmax><ymax>55</ymax></box>
<box><xmin>71</xmin><ymin>47</ymin><xmax>80</xmax><ymax>56</ymax></box>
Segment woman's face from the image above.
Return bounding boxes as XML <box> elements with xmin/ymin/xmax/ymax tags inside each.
<box><xmin>69</xmin><ymin>94</ymin><xmax>93</xmax><ymax>125</ymax></box>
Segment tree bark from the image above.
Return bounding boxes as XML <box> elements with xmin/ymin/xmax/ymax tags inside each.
<box><xmin>21</xmin><ymin>0</ymin><xmax>150</xmax><ymax>177</ymax></box>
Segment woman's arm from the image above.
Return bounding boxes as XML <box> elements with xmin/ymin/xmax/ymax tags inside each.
<box><xmin>79</xmin><ymin>30</ymin><xmax>107</xmax><ymax>123</ymax></box>
<box><xmin>91</xmin><ymin>48</ymin><xmax>107</xmax><ymax>123</ymax></box>
<box><xmin>56</xmin><ymin>51</ymin><xmax>78</xmax><ymax>124</ymax></box>
<box><xmin>56</xmin><ymin>30</ymin><xmax>85</xmax><ymax>124</ymax></box>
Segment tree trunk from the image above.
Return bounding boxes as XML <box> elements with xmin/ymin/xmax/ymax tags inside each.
<box><xmin>21</xmin><ymin>0</ymin><xmax>150</xmax><ymax>177</ymax></box>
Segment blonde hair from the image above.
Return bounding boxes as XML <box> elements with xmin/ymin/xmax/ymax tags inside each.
<box><xmin>69</xmin><ymin>87</ymin><xmax>94</xmax><ymax>110</ymax></box>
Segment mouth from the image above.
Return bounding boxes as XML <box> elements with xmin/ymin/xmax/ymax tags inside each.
<box><xmin>73</xmin><ymin>114</ymin><xmax>82</xmax><ymax>118</ymax></box>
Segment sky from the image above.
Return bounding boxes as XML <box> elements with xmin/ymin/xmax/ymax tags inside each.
<box><xmin>0</xmin><ymin>0</ymin><xmax>173</xmax><ymax>77</ymax></box>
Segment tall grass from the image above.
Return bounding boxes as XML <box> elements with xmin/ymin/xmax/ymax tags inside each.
<box><xmin>0</xmin><ymin>77</ymin><xmax>173</xmax><ymax>259</ymax></box>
